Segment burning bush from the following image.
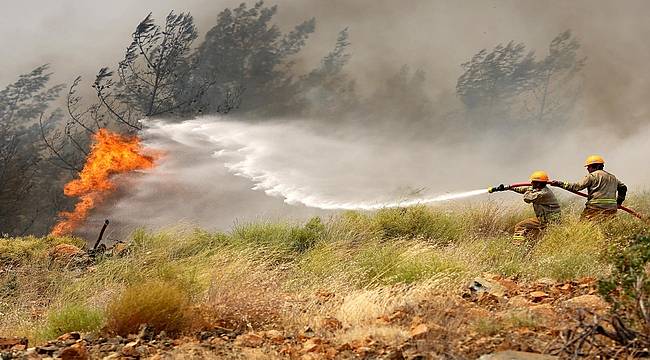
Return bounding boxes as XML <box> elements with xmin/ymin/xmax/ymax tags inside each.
<box><xmin>106</xmin><ymin>280</ymin><xmax>192</xmax><ymax>336</ymax></box>
<box><xmin>51</xmin><ymin>129</ymin><xmax>157</xmax><ymax>236</ymax></box>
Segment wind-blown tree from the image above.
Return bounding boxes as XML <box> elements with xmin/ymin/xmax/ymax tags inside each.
<box><xmin>41</xmin><ymin>11</ymin><xmax>241</xmax><ymax>171</ymax></box>
<box><xmin>456</xmin><ymin>31</ymin><xmax>586</xmax><ymax>129</ymax></box>
<box><xmin>532</xmin><ymin>30</ymin><xmax>586</xmax><ymax>125</ymax></box>
<box><xmin>193</xmin><ymin>1</ymin><xmax>316</xmax><ymax>115</ymax></box>
<box><xmin>0</xmin><ymin>66</ymin><xmax>65</xmax><ymax>235</ymax></box>
<box><xmin>456</xmin><ymin>41</ymin><xmax>537</xmax><ymax>121</ymax></box>
<box><xmin>297</xmin><ymin>28</ymin><xmax>357</xmax><ymax>118</ymax></box>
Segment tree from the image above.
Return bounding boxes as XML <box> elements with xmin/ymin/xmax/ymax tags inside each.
<box><xmin>456</xmin><ymin>41</ymin><xmax>537</xmax><ymax>116</ymax></box>
<box><xmin>456</xmin><ymin>32</ymin><xmax>586</xmax><ymax>129</ymax></box>
<box><xmin>532</xmin><ymin>30</ymin><xmax>586</xmax><ymax>124</ymax></box>
<box><xmin>0</xmin><ymin>65</ymin><xmax>64</xmax><ymax>235</ymax></box>
<box><xmin>297</xmin><ymin>28</ymin><xmax>357</xmax><ymax>118</ymax></box>
<box><xmin>194</xmin><ymin>1</ymin><xmax>315</xmax><ymax>115</ymax></box>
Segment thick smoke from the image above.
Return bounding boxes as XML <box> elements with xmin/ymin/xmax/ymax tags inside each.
<box><xmin>5</xmin><ymin>1</ymin><xmax>648</xmax><ymax>238</ymax></box>
<box><xmin>83</xmin><ymin>115</ymin><xmax>650</xmax><ymax>240</ymax></box>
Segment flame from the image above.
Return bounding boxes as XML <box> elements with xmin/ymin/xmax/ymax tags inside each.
<box><xmin>50</xmin><ymin>129</ymin><xmax>156</xmax><ymax>236</ymax></box>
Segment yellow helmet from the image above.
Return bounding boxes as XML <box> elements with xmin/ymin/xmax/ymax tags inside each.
<box><xmin>530</xmin><ymin>170</ymin><xmax>549</xmax><ymax>183</ymax></box>
<box><xmin>584</xmin><ymin>155</ymin><xmax>605</xmax><ymax>167</ymax></box>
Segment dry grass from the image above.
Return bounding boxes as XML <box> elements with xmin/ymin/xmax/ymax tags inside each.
<box><xmin>105</xmin><ymin>280</ymin><xmax>193</xmax><ymax>336</ymax></box>
<box><xmin>1</xmin><ymin>197</ymin><xmax>648</xmax><ymax>344</ymax></box>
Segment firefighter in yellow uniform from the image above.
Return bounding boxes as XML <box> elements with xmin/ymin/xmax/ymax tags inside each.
<box><xmin>491</xmin><ymin>171</ymin><xmax>561</xmax><ymax>244</ymax></box>
<box><xmin>551</xmin><ymin>155</ymin><xmax>627</xmax><ymax>221</ymax></box>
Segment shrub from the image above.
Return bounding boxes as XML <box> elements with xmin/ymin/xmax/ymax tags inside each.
<box><xmin>372</xmin><ymin>206</ymin><xmax>463</xmax><ymax>244</ymax></box>
<box><xmin>205</xmin><ymin>257</ymin><xmax>283</xmax><ymax>332</ymax></box>
<box><xmin>106</xmin><ymin>280</ymin><xmax>192</xmax><ymax>336</ymax></box>
<box><xmin>40</xmin><ymin>304</ymin><xmax>103</xmax><ymax>339</ymax></box>
<box><xmin>529</xmin><ymin>220</ymin><xmax>607</xmax><ymax>280</ymax></box>
<box><xmin>231</xmin><ymin>217</ymin><xmax>325</xmax><ymax>259</ymax></box>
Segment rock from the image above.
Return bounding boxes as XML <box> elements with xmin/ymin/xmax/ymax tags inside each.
<box><xmin>302</xmin><ymin>338</ymin><xmax>323</xmax><ymax>353</ymax></box>
<box><xmin>36</xmin><ymin>345</ymin><xmax>59</xmax><ymax>355</ymax></box>
<box><xmin>528</xmin><ymin>291</ymin><xmax>549</xmax><ymax>302</ymax></box>
<box><xmin>50</xmin><ymin>244</ymin><xmax>83</xmax><ymax>259</ymax></box>
<box><xmin>508</xmin><ymin>295</ymin><xmax>531</xmax><ymax>308</ymax></box>
<box><xmin>529</xmin><ymin>304</ymin><xmax>557</xmax><ymax>324</ymax></box>
<box><xmin>234</xmin><ymin>333</ymin><xmax>264</xmax><ymax>348</ymax></box>
<box><xmin>0</xmin><ymin>337</ymin><xmax>28</xmax><ymax>350</ymax></box>
<box><xmin>497</xmin><ymin>278</ymin><xmax>519</xmax><ymax>293</ymax></box>
<box><xmin>410</xmin><ymin>323</ymin><xmax>429</xmax><ymax>338</ymax></box>
<box><xmin>11</xmin><ymin>344</ymin><xmax>27</xmax><ymax>351</ymax></box>
<box><xmin>479</xmin><ymin>350</ymin><xmax>557</xmax><ymax>359</ymax></box>
<box><xmin>263</xmin><ymin>330</ymin><xmax>284</xmax><ymax>342</ymax></box>
<box><xmin>536</xmin><ymin>278</ymin><xmax>556</xmax><ymax>286</ymax></box>
<box><xmin>60</xmin><ymin>343</ymin><xmax>88</xmax><ymax>360</ymax></box>
<box><xmin>111</xmin><ymin>242</ymin><xmax>129</xmax><ymax>256</ymax></box>
<box><xmin>121</xmin><ymin>341</ymin><xmax>140</xmax><ymax>357</ymax></box>
<box><xmin>563</xmin><ymin>295</ymin><xmax>609</xmax><ymax>312</ymax></box>
<box><xmin>57</xmin><ymin>332</ymin><xmax>81</xmax><ymax>342</ymax></box>
<box><xmin>470</xmin><ymin>278</ymin><xmax>506</xmax><ymax>298</ymax></box>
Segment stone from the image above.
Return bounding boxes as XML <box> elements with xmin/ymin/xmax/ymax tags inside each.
<box><xmin>508</xmin><ymin>295</ymin><xmax>531</xmax><ymax>308</ymax></box>
<box><xmin>263</xmin><ymin>330</ymin><xmax>284</xmax><ymax>343</ymax></box>
<box><xmin>302</xmin><ymin>338</ymin><xmax>323</xmax><ymax>353</ymax></box>
<box><xmin>235</xmin><ymin>333</ymin><xmax>264</xmax><ymax>348</ymax></box>
<box><xmin>563</xmin><ymin>295</ymin><xmax>609</xmax><ymax>312</ymax></box>
<box><xmin>0</xmin><ymin>337</ymin><xmax>28</xmax><ymax>350</ymax></box>
<box><xmin>60</xmin><ymin>343</ymin><xmax>88</xmax><ymax>360</ymax></box>
<box><xmin>57</xmin><ymin>332</ymin><xmax>81</xmax><ymax>342</ymax></box>
<box><xmin>529</xmin><ymin>291</ymin><xmax>549</xmax><ymax>301</ymax></box>
<box><xmin>470</xmin><ymin>278</ymin><xmax>506</xmax><ymax>298</ymax></box>
<box><xmin>410</xmin><ymin>324</ymin><xmax>429</xmax><ymax>338</ymax></box>
<box><xmin>479</xmin><ymin>350</ymin><xmax>557</xmax><ymax>359</ymax></box>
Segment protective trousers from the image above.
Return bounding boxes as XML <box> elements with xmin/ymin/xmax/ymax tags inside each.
<box><xmin>580</xmin><ymin>207</ymin><xmax>617</xmax><ymax>221</ymax></box>
<box><xmin>513</xmin><ymin>217</ymin><xmax>543</xmax><ymax>245</ymax></box>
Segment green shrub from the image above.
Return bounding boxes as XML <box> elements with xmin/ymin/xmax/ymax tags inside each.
<box><xmin>0</xmin><ymin>236</ymin><xmax>85</xmax><ymax>265</ymax></box>
<box><xmin>106</xmin><ymin>280</ymin><xmax>192</xmax><ymax>336</ymax></box>
<box><xmin>372</xmin><ymin>206</ymin><xmax>463</xmax><ymax>244</ymax></box>
<box><xmin>40</xmin><ymin>304</ymin><xmax>103</xmax><ymax>339</ymax></box>
<box><xmin>231</xmin><ymin>217</ymin><xmax>325</xmax><ymax>258</ymax></box>
<box><xmin>530</xmin><ymin>220</ymin><xmax>607</xmax><ymax>280</ymax></box>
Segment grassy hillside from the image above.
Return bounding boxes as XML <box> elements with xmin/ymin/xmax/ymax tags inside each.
<box><xmin>1</xmin><ymin>194</ymin><xmax>649</xmax><ymax>357</ymax></box>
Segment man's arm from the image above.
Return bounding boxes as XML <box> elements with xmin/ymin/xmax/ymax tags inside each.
<box><xmin>523</xmin><ymin>190</ymin><xmax>542</xmax><ymax>203</ymax></box>
<box><xmin>510</xmin><ymin>186</ymin><xmax>530</xmax><ymax>195</ymax></box>
<box><xmin>558</xmin><ymin>174</ymin><xmax>593</xmax><ymax>192</ymax></box>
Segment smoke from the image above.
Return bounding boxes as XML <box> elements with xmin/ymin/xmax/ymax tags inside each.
<box><xmin>83</xmin><ymin>115</ymin><xmax>650</xmax><ymax>239</ymax></box>
<box><xmin>4</xmin><ymin>1</ymin><xmax>649</xmax><ymax>238</ymax></box>
<box><xmin>3</xmin><ymin>1</ymin><xmax>650</xmax><ymax>133</ymax></box>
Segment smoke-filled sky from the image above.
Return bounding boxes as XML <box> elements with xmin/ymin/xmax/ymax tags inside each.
<box><xmin>4</xmin><ymin>0</ymin><xmax>650</xmax><ymax>238</ymax></box>
<box><xmin>2</xmin><ymin>0</ymin><xmax>650</xmax><ymax>131</ymax></box>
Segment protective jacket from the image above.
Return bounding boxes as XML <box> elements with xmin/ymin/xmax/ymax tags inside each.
<box><xmin>511</xmin><ymin>186</ymin><xmax>561</xmax><ymax>223</ymax></box>
<box><xmin>560</xmin><ymin>170</ymin><xmax>627</xmax><ymax>210</ymax></box>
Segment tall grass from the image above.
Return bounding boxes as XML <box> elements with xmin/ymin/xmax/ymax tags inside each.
<box><xmin>1</xmin><ymin>197</ymin><xmax>648</xmax><ymax>341</ymax></box>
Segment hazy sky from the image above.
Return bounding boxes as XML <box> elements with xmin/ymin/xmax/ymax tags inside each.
<box><xmin>3</xmin><ymin>0</ymin><xmax>650</xmax><ymax>134</ymax></box>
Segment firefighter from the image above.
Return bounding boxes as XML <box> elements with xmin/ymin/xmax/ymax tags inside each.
<box><xmin>492</xmin><ymin>171</ymin><xmax>561</xmax><ymax>244</ymax></box>
<box><xmin>550</xmin><ymin>155</ymin><xmax>627</xmax><ymax>221</ymax></box>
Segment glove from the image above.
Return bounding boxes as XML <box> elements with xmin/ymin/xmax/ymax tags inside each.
<box><xmin>549</xmin><ymin>180</ymin><xmax>563</xmax><ymax>187</ymax></box>
<box><xmin>494</xmin><ymin>184</ymin><xmax>508</xmax><ymax>192</ymax></box>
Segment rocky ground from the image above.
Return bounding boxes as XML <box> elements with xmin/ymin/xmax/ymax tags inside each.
<box><xmin>0</xmin><ymin>275</ymin><xmax>615</xmax><ymax>359</ymax></box>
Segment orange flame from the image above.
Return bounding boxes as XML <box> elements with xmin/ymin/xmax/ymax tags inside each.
<box><xmin>50</xmin><ymin>129</ymin><xmax>157</xmax><ymax>236</ymax></box>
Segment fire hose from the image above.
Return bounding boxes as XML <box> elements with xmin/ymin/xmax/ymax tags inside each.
<box><xmin>489</xmin><ymin>182</ymin><xmax>646</xmax><ymax>221</ymax></box>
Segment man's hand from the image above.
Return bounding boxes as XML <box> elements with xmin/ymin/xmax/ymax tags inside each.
<box><xmin>549</xmin><ymin>180</ymin><xmax>563</xmax><ymax>187</ymax></box>
<box><xmin>617</xmin><ymin>197</ymin><xmax>625</xmax><ymax>206</ymax></box>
